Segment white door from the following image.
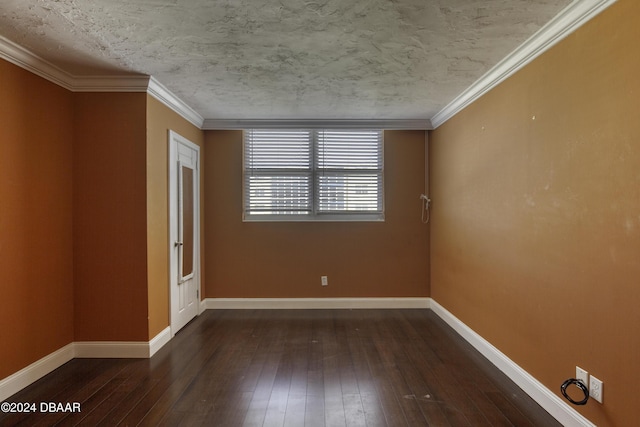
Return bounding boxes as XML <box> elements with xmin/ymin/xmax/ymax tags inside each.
<box><xmin>169</xmin><ymin>130</ymin><xmax>200</xmax><ymax>335</ymax></box>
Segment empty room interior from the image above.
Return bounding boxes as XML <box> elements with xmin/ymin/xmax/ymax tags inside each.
<box><xmin>0</xmin><ymin>0</ymin><xmax>638</xmax><ymax>426</ymax></box>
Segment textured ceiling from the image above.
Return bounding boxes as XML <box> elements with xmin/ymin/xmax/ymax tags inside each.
<box><xmin>0</xmin><ymin>0</ymin><xmax>572</xmax><ymax>121</ymax></box>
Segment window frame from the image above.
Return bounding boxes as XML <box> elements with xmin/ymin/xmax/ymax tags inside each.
<box><xmin>243</xmin><ymin>129</ymin><xmax>385</xmax><ymax>222</ymax></box>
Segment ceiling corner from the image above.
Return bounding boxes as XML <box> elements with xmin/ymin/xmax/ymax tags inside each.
<box><xmin>430</xmin><ymin>0</ymin><xmax>618</xmax><ymax>129</ymax></box>
<box><xmin>0</xmin><ymin>34</ymin><xmax>74</xmax><ymax>90</ymax></box>
<box><xmin>147</xmin><ymin>77</ymin><xmax>205</xmax><ymax>129</ymax></box>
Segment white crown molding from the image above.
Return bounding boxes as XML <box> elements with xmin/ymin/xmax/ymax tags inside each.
<box><xmin>0</xmin><ymin>35</ymin><xmax>202</xmax><ymax>128</ymax></box>
<box><xmin>71</xmin><ymin>75</ymin><xmax>152</xmax><ymax>92</ymax></box>
<box><xmin>0</xmin><ymin>35</ymin><xmax>150</xmax><ymax>93</ymax></box>
<box><xmin>2</xmin><ymin>0</ymin><xmax>616</xmax><ymax>132</ymax></box>
<box><xmin>430</xmin><ymin>299</ymin><xmax>595</xmax><ymax>427</ymax></box>
<box><xmin>1</xmin><ymin>34</ymin><xmax>409</xmax><ymax>131</ymax></box>
<box><xmin>202</xmin><ymin>119</ymin><xmax>433</xmax><ymax>130</ymax></box>
<box><xmin>0</xmin><ymin>35</ymin><xmax>75</xmax><ymax>91</ymax></box>
<box><xmin>147</xmin><ymin>77</ymin><xmax>204</xmax><ymax>128</ymax></box>
<box><xmin>431</xmin><ymin>0</ymin><xmax>618</xmax><ymax>128</ymax></box>
<box><xmin>202</xmin><ymin>297</ymin><xmax>431</xmax><ymax>310</ymax></box>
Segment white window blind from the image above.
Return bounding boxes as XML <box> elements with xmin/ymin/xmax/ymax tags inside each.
<box><xmin>244</xmin><ymin>129</ymin><xmax>384</xmax><ymax>221</ymax></box>
<box><xmin>244</xmin><ymin>130</ymin><xmax>312</xmax><ymax>216</ymax></box>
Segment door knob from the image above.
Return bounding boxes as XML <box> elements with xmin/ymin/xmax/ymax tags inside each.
<box><xmin>175</xmin><ymin>241</ymin><xmax>183</xmax><ymax>247</ymax></box>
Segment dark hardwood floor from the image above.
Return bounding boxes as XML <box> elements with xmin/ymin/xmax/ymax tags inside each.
<box><xmin>1</xmin><ymin>309</ymin><xmax>561</xmax><ymax>426</ymax></box>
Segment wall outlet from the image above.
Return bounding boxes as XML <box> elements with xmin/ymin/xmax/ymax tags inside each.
<box><xmin>576</xmin><ymin>366</ymin><xmax>589</xmax><ymax>387</ymax></box>
<box><xmin>321</xmin><ymin>276</ymin><xmax>328</xmax><ymax>286</ymax></box>
<box><xmin>589</xmin><ymin>375</ymin><xmax>603</xmax><ymax>403</ymax></box>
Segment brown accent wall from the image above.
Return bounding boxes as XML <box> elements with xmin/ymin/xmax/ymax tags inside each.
<box><xmin>73</xmin><ymin>92</ymin><xmax>149</xmax><ymax>341</ymax></box>
<box><xmin>0</xmin><ymin>60</ymin><xmax>74</xmax><ymax>378</ymax></box>
<box><xmin>204</xmin><ymin>130</ymin><xmax>429</xmax><ymax>298</ymax></box>
<box><xmin>146</xmin><ymin>95</ymin><xmax>204</xmax><ymax>338</ymax></box>
<box><xmin>429</xmin><ymin>1</ymin><xmax>639</xmax><ymax>425</ymax></box>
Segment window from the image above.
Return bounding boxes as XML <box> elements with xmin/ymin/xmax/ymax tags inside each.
<box><xmin>244</xmin><ymin>129</ymin><xmax>384</xmax><ymax>221</ymax></box>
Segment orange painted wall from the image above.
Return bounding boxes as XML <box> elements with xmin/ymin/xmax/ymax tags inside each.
<box><xmin>73</xmin><ymin>92</ymin><xmax>149</xmax><ymax>341</ymax></box>
<box><xmin>146</xmin><ymin>95</ymin><xmax>204</xmax><ymax>338</ymax></box>
<box><xmin>0</xmin><ymin>59</ymin><xmax>74</xmax><ymax>378</ymax></box>
<box><xmin>429</xmin><ymin>1</ymin><xmax>639</xmax><ymax>425</ymax></box>
<box><xmin>204</xmin><ymin>130</ymin><xmax>429</xmax><ymax>298</ymax></box>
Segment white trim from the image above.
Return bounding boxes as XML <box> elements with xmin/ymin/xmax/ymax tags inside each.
<box><xmin>0</xmin><ymin>300</ymin><xmax>597</xmax><ymax>427</ymax></box>
<box><xmin>0</xmin><ymin>35</ymin><xmax>150</xmax><ymax>93</ymax></box>
<box><xmin>202</xmin><ymin>119</ymin><xmax>433</xmax><ymax>130</ymax></box>
<box><xmin>431</xmin><ymin>0</ymin><xmax>618</xmax><ymax>128</ymax></box>
<box><xmin>0</xmin><ymin>327</ymin><xmax>173</xmax><ymax>400</ymax></box>
<box><xmin>148</xmin><ymin>326</ymin><xmax>172</xmax><ymax>357</ymax></box>
<box><xmin>0</xmin><ymin>35</ymin><xmax>74</xmax><ymax>91</ymax></box>
<box><xmin>0</xmin><ymin>343</ymin><xmax>75</xmax><ymax>402</ymax></box>
<box><xmin>202</xmin><ymin>297</ymin><xmax>431</xmax><ymax>310</ymax></box>
<box><xmin>75</xmin><ymin>326</ymin><xmax>172</xmax><ymax>358</ymax></box>
<box><xmin>168</xmin><ymin>130</ymin><xmax>202</xmax><ymax>336</ymax></box>
<box><xmin>0</xmin><ymin>36</ymin><xmax>202</xmax><ymax>129</ymax></box>
<box><xmin>71</xmin><ymin>75</ymin><xmax>151</xmax><ymax>92</ymax></box>
<box><xmin>430</xmin><ymin>300</ymin><xmax>595</xmax><ymax>427</ymax></box>
<box><xmin>1</xmin><ymin>1</ymin><xmax>616</xmax><ymax>132</ymax></box>
<box><xmin>242</xmin><ymin>214</ymin><xmax>385</xmax><ymax>223</ymax></box>
<box><xmin>0</xmin><ymin>301</ymin><xmax>428</xmax><ymax>400</ymax></box>
<box><xmin>148</xmin><ymin>77</ymin><xmax>204</xmax><ymax>128</ymax></box>
<box><xmin>74</xmin><ymin>341</ymin><xmax>151</xmax><ymax>359</ymax></box>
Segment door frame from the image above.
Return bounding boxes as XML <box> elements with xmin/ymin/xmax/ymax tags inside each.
<box><xmin>168</xmin><ymin>130</ymin><xmax>201</xmax><ymax>337</ymax></box>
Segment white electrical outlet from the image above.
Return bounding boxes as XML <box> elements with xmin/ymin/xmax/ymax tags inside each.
<box><xmin>576</xmin><ymin>366</ymin><xmax>589</xmax><ymax>387</ymax></box>
<box><xmin>590</xmin><ymin>375</ymin><xmax>603</xmax><ymax>403</ymax></box>
<box><xmin>321</xmin><ymin>276</ymin><xmax>328</xmax><ymax>286</ymax></box>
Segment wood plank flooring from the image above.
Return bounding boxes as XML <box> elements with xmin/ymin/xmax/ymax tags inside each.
<box><xmin>0</xmin><ymin>309</ymin><xmax>561</xmax><ymax>426</ymax></box>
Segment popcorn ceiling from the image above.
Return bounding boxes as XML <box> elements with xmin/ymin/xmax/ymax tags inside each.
<box><xmin>0</xmin><ymin>0</ymin><xmax>570</xmax><ymax>120</ymax></box>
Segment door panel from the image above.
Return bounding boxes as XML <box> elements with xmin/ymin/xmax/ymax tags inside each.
<box><xmin>169</xmin><ymin>131</ymin><xmax>200</xmax><ymax>335</ymax></box>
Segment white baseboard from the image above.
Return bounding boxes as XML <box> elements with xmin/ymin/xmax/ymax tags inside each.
<box><xmin>204</xmin><ymin>296</ymin><xmax>591</xmax><ymax>425</ymax></box>
<box><xmin>202</xmin><ymin>297</ymin><xmax>431</xmax><ymax>310</ymax></box>
<box><xmin>430</xmin><ymin>299</ymin><xmax>595</xmax><ymax>427</ymax></box>
<box><xmin>74</xmin><ymin>341</ymin><xmax>150</xmax><ymax>358</ymax></box>
<box><xmin>149</xmin><ymin>327</ymin><xmax>172</xmax><ymax>357</ymax></box>
<box><xmin>1</xmin><ymin>300</ymin><xmax>594</xmax><ymax>427</ymax></box>
<box><xmin>0</xmin><ymin>343</ymin><xmax>75</xmax><ymax>402</ymax></box>
<box><xmin>0</xmin><ymin>327</ymin><xmax>172</xmax><ymax>402</ymax></box>
<box><xmin>75</xmin><ymin>326</ymin><xmax>172</xmax><ymax>358</ymax></box>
